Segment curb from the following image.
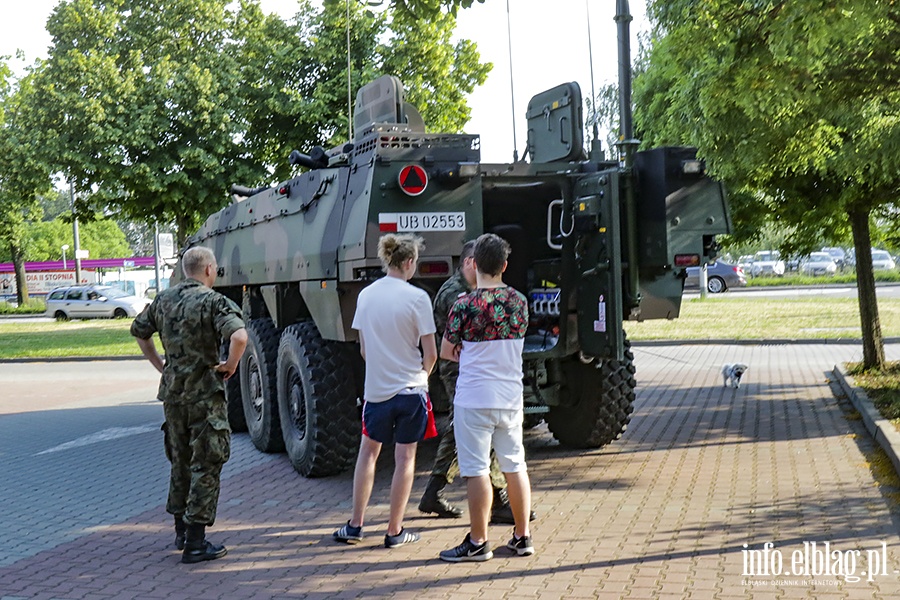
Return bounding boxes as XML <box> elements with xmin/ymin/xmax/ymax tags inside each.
<box><xmin>832</xmin><ymin>364</ymin><xmax>900</xmax><ymax>479</ymax></box>
<box><xmin>0</xmin><ymin>356</ymin><xmax>146</xmax><ymax>364</ymax></box>
<box><xmin>632</xmin><ymin>338</ymin><xmax>900</xmax><ymax>347</ymax></box>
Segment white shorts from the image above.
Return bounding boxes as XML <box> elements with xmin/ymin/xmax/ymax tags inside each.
<box><xmin>454</xmin><ymin>406</ymin><xmax>527</xmax><ymax>477</ymax></box>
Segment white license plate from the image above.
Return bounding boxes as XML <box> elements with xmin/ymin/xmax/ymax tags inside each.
<box><xmin>379</xmin><ymin>212</ymin><xmax>466</xmax><ymax>232</ymax></box>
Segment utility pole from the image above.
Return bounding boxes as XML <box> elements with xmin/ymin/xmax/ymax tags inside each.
<box><xmin>70</xmin><ymin>182</ymin><xmax>82</xmax><ymax>284</ymax></box>
<box><xmin>154</xmin><ymin>223</ymin><xmax>161</xmax><ymax>294</ymax></box>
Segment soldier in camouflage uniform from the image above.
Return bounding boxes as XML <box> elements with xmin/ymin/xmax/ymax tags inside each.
<box><xmin>419</xmin><ymin>241</ymin><xmax>526</xmax><ymax>524</ymax></box>
<box><xmin>131</xmin><ymin>246</ymin><xmax>247</xmax><ymax>564</ymax></box>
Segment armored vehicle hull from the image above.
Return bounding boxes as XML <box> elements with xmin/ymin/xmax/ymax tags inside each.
<box><xmin>186</xmin><ymin>0</ymin><xmax>730</xmax><ymax>480</ymax></box>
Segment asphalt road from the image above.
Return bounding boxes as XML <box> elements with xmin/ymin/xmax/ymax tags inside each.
<box><xmin>685</xmin><ymin>282</ymin><xmax>900</xmax><ymax>299</ymax></box>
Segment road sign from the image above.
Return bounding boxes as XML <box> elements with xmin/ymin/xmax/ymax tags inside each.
<box><xmin>157</xmin><ymin>233</ymin><xmax>175</xmax><ymax>258</ymax></box>
<box><xmin>398</xmin><ymin>165</ymin><xmax>427</xmax><ymax>196</ymax></box>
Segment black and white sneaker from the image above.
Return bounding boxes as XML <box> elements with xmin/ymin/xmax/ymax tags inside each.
<box><xmin>506</xmin><ymin>533</ymin><xmax>534</xmax><ymax>556</ymax></box>
<box><xmin>439</xmin><ymin>533</ymin><xmax>493</xmax><ymax>562</ymax></box>
<box><xmin>384</xmin><ymin>528</ymin><xmax>420</xmax><ymax>548</ymax></box>
<box><xmin>333</xmin><ymin>521</ymin><xmax>363</xmax><ymax>544</ymax></box>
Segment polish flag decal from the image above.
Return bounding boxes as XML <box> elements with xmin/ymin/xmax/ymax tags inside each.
<box><xmin>379</xmin><ymin>213</ymin><xmax>398</xmax><ymax>232</ymax></box>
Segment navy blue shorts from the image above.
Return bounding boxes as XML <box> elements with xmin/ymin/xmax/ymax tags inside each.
<box><xmin>362</xmin><ymin>392</ymin><xmax>428</xmax><ymax>445</ymax></box>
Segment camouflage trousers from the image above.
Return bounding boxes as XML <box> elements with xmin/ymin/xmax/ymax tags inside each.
<box><xmin>162</xmin><ymin>393</ymin><xmax>231</xmax><ymax>526</ymax></box>
<box><xmin>432</xmin><ymin>370</ymin><xmax>506</xmax><ymax>490</ymax></box>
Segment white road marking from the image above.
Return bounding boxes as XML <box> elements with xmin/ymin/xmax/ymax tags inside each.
<box><xmin>36</xmin><ymin>423</ymin><xmax>159</xmax><ymax>455</ymax></box>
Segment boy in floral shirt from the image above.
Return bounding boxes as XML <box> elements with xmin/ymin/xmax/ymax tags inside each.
<box><xmin>438</xmin><ymin>233</ymin><xmax>534</xmax><ymax>562</ymax></box>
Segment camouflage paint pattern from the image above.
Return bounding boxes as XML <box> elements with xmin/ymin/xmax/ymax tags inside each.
<box><xmin>131</xmin><ymin>278</ymin><xmax>243</xmax><ymax>525</ymax></box>
<box><xmin>186</xmin><ymin>127</ymin><xmax>483</xmax><ymax>342</ymax></box>
<box><xmin>131</xmin><ymin>278</ymin><xmax>245</xmax><ymax>403</ymax></box>
<box><xmin>162</xmin><ymin>395</ymin><xmax>231</xmax><ymax>525</ymax></box>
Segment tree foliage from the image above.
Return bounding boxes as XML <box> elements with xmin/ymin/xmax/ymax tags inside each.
<box><xmin>32</xmin><ymin>0</ymin><xmax>490</xmax><ymax>242</ymax></box>
<box><xmin>0</xmin><ymin>67</ymin><xmax>55</xmax><ymax>302</ymax></box>
<box><xmin>0</xmin><ymin>217</ymin><xmax>132</xmax><ymax>263</ymax></box>
<box><xmin>636</xmin><ymin>0</ymin><xmax>900</xmax><ymax>367</ymax></box>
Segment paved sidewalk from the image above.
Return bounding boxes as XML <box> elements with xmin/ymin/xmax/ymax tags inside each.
<box><xmin>2</xmin><ymin>343</ymin><xmax>900</xmax><ymax>599</ymax></box>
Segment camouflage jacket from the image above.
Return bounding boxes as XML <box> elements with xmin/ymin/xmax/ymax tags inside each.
<box><xmin>131</xmin><ymin>278</ymin><xmax>244</xmax><ymax>404</ymax></box>
<box><xmin>433</xmin><ymin>270</ymin><xmax>472</xmax><ymax>379</ymax></box>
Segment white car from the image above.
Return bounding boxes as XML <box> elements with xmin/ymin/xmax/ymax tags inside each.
<box><xmin>45</xmin><ymin>285</ymin><xmax>149</xmax><ymax>320</ymax></box>
<box><xmin>750</xmin><ymin>250</ymin><xmax>785</xmax><ymax>277</ymax></box>
<box><xmin>871</xmin><ymin>250</ymin><xmax>896</xmax><ymax>271</ymax></box>
<box><xmin>799</xmin><ymin>252</ymin><xmax>837</xmax><ymax>276</ymax></box>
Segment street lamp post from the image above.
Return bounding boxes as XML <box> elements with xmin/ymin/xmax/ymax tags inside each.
<box><xmin>61</xmin><ymin>245</ymin><xmax>69</xmax><ymax>270</ymax></box>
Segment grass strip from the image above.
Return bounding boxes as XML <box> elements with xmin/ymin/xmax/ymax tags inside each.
<box><xmin>0</xmin><ymin>319</ymin><xmax>161</xmax><ymax>359</ymax></box>
<box><xmin>625</xmin><ymin>297</ymin><xmax>900</xmax><ymax>341</ymax></box>
<box><xmin>847</xmin><ymin>362</ymin><xmax>900</xmax><ymax>433</ymax></box>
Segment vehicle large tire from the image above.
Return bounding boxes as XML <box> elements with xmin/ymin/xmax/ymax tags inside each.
<box><xmin>276</xmin><ymin>321</ymin><xmax>360</xmax><ymax>477</ymax></box>
<box><xmin>220</xmin><ymin>341</ymin><xmax>247</xmax><ymax>432</ymax></box>
<box><xmin>546</xmin><ymin>335</ymin><xmax>636</xmax><ymax>448</ymax></box>
<box><xmin>240</xmin><ymin>318</ymin><xmax>284</xmax><ymax>452</ymax></box>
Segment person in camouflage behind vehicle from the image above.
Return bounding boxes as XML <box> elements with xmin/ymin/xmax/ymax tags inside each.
<box><xmin>418</xmin><ymin>240</ymin><xmax>530</xmax><ymax>525</ymax></box>
<box><xmin>131</xmin><ymin>246</ymin><xmax>247</xmax><ymax>564</ymax></box>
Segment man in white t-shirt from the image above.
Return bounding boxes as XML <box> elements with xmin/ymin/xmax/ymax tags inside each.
<box><xmin>438</xmin><ymin>233</ymin><xmax>534</xmax><ymax>562</ymax></box>
<box><xmin>332</xmin><ymin>234</ymin><xmax>437</xmax><ymax>549</ymax></box>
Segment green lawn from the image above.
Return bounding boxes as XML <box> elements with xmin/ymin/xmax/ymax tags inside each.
<box><xmin>848</xmin><ymin>362</ymin><xmax>900</xmax><ymax>434</ymax></box>
<box><xmin>624</xmin><ymin>297</ymin><xmax>900</xmax><ymax>341</ymax></box>
<box><xmin>0</xmin><ymin>319</ymin><xmax>160</xmax><ymax>359</ymax></box>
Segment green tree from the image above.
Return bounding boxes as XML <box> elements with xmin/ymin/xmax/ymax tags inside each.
<box><xmin>382</xmin><ymin>8</ymin><xmax>491</xmax><ymax>133</ymax></box>
<box><xmin>34</xmin><ymin>0</ymin><xmax>259</xmax><ymax>245</ymax></box>
<box><xmin>0</xmin><ymin>68</ymin><xmax>54</xmax><ymax>303</ymax></box>
<box><xmin>35</xmin><ymin>0</ymin><xmax>490</xmax><ymax>243</ymax></box>
<box><xmin>20</xmin><ymin>218</ymin><xmax>131</xmax><ymax>262</ymax></box>
<box><xmin>636</xmin><ymin>0</ymin><xmax>900</xmax><ymax>369</ymax></box>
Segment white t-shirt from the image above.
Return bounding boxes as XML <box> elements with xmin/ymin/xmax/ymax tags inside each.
<box><xmin>443</xmin><ymin>287</ymin><xmax>529</xmax><ymax>411</ymax></box>
<box><xmin>455</xmin><ymin>338</ymin><xmax>525</xmax><ymax>410</ymax></box>
<box><xmin>352</xmin><ymin>275</ymin><xmax>436</xmax><ymax>403</ymax></box>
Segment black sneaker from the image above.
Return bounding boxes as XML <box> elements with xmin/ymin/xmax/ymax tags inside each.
<box><xmin>333</xmin><ymin>521</ymin><xmax>363</xmax><ymax>544</ymax></box>
<box><xmin>384</xmin><ymin>528</ymin><xmax>420</xmax><ymax>548</ymax></box>
<box><xmin>439</xmin><ymin>533</ymin><xmax>493</xmax><ymax>562</ymax></box>
<box><xmin>506</xmin><ymin>533</ymin><xmax>535</xmax><ymax>556</ymax></box>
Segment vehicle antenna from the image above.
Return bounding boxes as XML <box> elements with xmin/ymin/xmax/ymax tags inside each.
<box><xmin>586</xmin><ymin>0</ymin><xmax>598</xmax><ymax>145</ymax></box>
<box><xmin>346</xmin><ymin>0</ymin><xmax>353</xmax><ymax>142</ymax></box>
<box><xmin>505</xmin><ymin>0</ymin><xmax>519</xmax><ymax>162</ymax></box>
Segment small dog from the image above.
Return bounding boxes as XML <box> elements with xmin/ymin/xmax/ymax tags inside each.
<box><xmin>722</xmin><ymin>363</ymin><xmax>749</xmax><ymax>389</ymax></box>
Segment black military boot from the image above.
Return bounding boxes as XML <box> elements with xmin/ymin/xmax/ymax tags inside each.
<box><xmin>174</xmin><ymin>515</ymin><xmax>186</xmax><ymax>550</ymax></box>
<box><xmin>181</xmin><ymin>524</ymin><xmax>227</xmax><ymax>564</ymax></box>
<box><xmin>490</xmin><ymin>487</ymin><xmax>537</xmax><ymax>525</ymax></box>
<box><xmin>418</xmin><ymin>475</ymin><xmax>463</xmax><ymax>518</ymax></box>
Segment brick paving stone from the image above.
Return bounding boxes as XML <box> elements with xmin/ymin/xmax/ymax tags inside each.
<box><xmin>3</xmin><ymin>344</ymin><xmax>900</xmax><ymax>599</ymax></box>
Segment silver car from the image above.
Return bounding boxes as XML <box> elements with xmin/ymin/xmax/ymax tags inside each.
<box><xmin>684</xmin><ymin>261</ymin><xmax>747</xmax><ymax>293</ymax></box>
<box><xmin>45</xmin><ymin>285</ymin><xmax>149</xmax><ymax>320</ymax></box>
<box><xmin>750</xmin><ymin>250</ymin><xmax>786</xmax><ymax>277</ymax></box>
<box><xmin>799</xmin><ymin>252</ymin><xmax>837</xmax><ymax>276</ymax></box>
<box><xmin>872</xmin><ymin>250</ymin><xmax>896</xmax><ymax>271</ymax></box>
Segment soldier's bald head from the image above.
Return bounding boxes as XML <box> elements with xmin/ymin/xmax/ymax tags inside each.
<box><xmin>182</xmin><ymin>247</ymin><xmax>217</xmax><ymax>279</ymax></box>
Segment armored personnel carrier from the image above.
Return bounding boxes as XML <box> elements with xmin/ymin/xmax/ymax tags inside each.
<box><xmin>183</xmin><ymin>3</ymin><xmax>731</xmax><ymax>477</ymax></box>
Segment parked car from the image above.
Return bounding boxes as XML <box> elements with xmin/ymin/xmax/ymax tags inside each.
<box><xmin>684</xmin><ymin>261</ymin><xmax>747</xmax><ymax>293</ymax></box>
<box><xmin>45</xmin><ymin>285</ymin><xmax>149</xmax><ymax>320</ymax></box>
<box><xmin>750</xmin><ymin>250</ymin><xmax>785</xmax><ymax>277</ymax></box>
<box><xmin>785</xmin><ymin>255</ymin><xmax>802</xmax><ymax>272</ymax></box>
<box><xmin>799</xmin><ymin>252</ymin><xmax>837</xmax><ymax>276</ymax></box>
<box><xmin>871</xmin><ymin>250</ymin><xmax>896</xmax><ymax>271</ymax></box>
<box><xmin>821</xmin><ymin>247</ymin><xmax>847</xmax><ymax>271</ymax></box>
<box><xmin>737</xmin><ymin>255</ymin><xmax>755</xmax><ymax>273</ymax></box>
